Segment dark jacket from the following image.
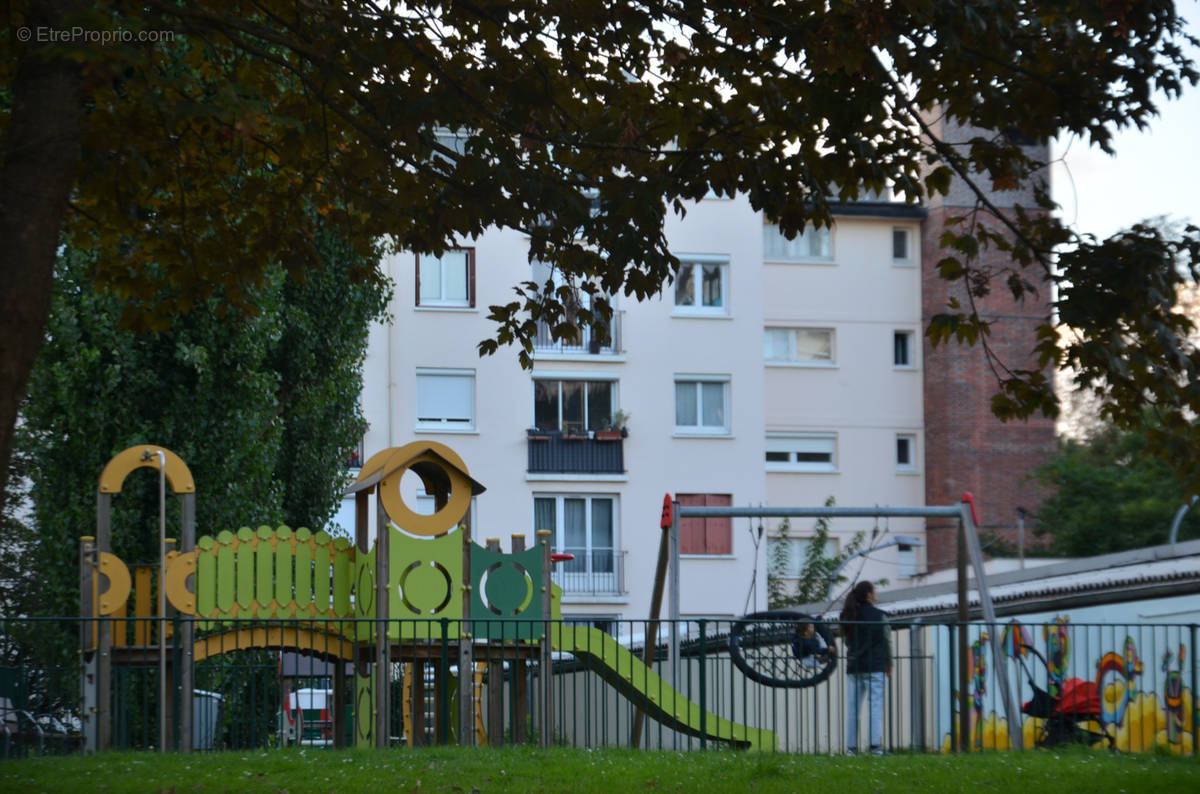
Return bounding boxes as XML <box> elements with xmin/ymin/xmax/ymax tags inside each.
<box><xmin>843</xmin><ymin>602</ymin><xmax>891</xmax><ymax>675</ymax></box>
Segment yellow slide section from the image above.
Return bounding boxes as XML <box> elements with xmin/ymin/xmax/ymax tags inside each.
<box><xmin>550</xmin><ymin>624</ymin><xmax>777</xmax><ymax>751</ymax></box>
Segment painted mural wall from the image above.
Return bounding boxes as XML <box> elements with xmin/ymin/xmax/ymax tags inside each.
<box><xmin>934</xmin><ymin>593</ymin><xmax>1198</xmax><ymax>755</ymax></box>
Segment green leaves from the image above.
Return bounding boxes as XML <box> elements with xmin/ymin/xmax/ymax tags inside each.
<box><xmin>16</xmin><ymin>228</ymin><xmax>387</xmax><ymax>631</ymax></box>
<box><xmin>1053</xmin><ymin>223</ymin><xmax>1200</xmax><ymax>489</ymax></box>
<box><xmin>4</xmin><ymin>0</ymin><xmax>1200</xmax><ymax>508</ymax></box>
<box><xmin>1032</xmin><ymin>421</ymin><xmax>1200</xmax><ymax>556</ymax></box>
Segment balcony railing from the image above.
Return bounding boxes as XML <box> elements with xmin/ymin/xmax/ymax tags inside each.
<box><xmin>552</xmin><ymin>550</ymin><xmax>626</xmax><ymax>597</ymax></box>
<box><xmin>533</xmin><ymin>310</ymin><xmax>622</xmax><ymax>355</ymax></box>
<box><xmin>527</xmin><ymin>431</ymin><xmax>624</xmax><ymax>475</ymax></box>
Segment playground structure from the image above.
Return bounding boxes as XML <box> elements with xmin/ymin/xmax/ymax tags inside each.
<box><xmin>79</xmin><ymin>442</ymin><xmax>776</xmax><ymax>753</ymax></box>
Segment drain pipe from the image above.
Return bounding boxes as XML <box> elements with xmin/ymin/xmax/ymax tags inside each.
<box><xmin>1169</xmin><ymin>495</ymin><xmax>1198</xmax><ymax>545</ymax></box>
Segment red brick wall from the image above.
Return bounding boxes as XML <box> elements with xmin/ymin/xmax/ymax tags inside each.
<box><xmin>921</xmin><ymin>206</ymin><xmax>1058</xmax><ymax>571</ymax></box>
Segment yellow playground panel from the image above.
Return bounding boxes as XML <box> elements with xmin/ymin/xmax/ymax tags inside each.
<box><xmin>80</xmin><ymin>441</ymin><xmax>776</xmax><ymax>752</ymax></box>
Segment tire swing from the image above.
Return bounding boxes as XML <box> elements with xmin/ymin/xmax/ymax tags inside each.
<box><xmin>729</xmin><ymin>609</ymin><xmax>838</xmax><ymax>688</ymax></box>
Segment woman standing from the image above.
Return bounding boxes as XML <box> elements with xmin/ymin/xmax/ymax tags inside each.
<box><xmin>840</xmin><ymin>580</ymin><xmax>891</xmax><ymax>754</ymax></box>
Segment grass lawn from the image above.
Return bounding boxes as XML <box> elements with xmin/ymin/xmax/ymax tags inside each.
<box><xmin>0</xmin><ymin>746</ymin><xmax>1196</xmax><ymax>793</ymax></box>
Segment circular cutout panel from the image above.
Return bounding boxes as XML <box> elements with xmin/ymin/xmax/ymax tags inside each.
<box><xmin>399</xmin><ymin>560</ymin><xmax>454</xmax><ymax>615</ymax></box>
<box><xmin>480</xmin><ymin>561</ymin><xmax>534</xmax><ymax>616</ymax></box>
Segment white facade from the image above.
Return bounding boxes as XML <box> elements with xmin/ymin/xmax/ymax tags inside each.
<box><xmin>336</xmin><ymin>196</ymin><xmax>927</xmax><ymax>621</ymax></box>
<box><xmin>762</xmin><ymin>211</ymin><xmax>927</xmax><ymax>599</ymax></box>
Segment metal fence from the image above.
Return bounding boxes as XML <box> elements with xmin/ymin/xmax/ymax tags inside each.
<box><xmin>1</xmin><ymin>616</ymin><xmax>1195</xmax><ymax>757</ymax></box>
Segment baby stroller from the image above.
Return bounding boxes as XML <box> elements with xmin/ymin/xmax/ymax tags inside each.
<box><xmin>1017</xmin><ymin>645</ymin><xmax>1113</xmax><ymax>749</ymax></box>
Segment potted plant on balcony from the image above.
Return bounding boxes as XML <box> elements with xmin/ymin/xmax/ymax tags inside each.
<box><xmin>563</xmin><ymin>422</ymin><xmax>589</xmax><ymax>440</ymax></box>
<box><xmin>594</xmin><ymin>410</ymin><xmax>629</xmax><ymax>441</ymax></box>
<box><xmin>527</xmin><ymin>426</ymin><xmax>552</xmax><ymax>441</ymax></box>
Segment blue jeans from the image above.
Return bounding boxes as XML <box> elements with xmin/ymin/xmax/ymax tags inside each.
<box><xmin>846</xmin><ymin>672</ymin><xmax>886</xmax><ymax>750</ymax></box>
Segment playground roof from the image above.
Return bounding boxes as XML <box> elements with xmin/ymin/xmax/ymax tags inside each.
<box><xmin>345</xmin><ymin>446</ymin><xmax>486</xmax><ymax>497</ymax></box>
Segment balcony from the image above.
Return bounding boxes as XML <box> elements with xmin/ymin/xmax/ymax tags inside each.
<box><xmin>527</xmin><ymin>430</ymin><xmax>625</xmax><ymax>475</ymax></box>
<box><xmin>533</xmin><ymin>310</ymin><xmax>622</xmax><ymax>356</ymax></box>
<box><xmin>552</xmin><ymin>550</ymin><xmax>626</xmax><ymax>597</ymax></box>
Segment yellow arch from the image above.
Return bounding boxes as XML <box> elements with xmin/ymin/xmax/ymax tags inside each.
<box><xmin>192</xmin><ymin>626</ymin><xmax>356</xmax><ymax>662</ymax></box>
<box><xmin>98</xmin><ymin>445</ymin><xmax>195</xmax><ymax>494</ymax></box>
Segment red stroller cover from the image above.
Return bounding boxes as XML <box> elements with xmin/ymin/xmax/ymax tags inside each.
<box><xmin>1056</xmin><ymin>678</ymin><xmax>1101</xmax><ymax>717</ymax></box>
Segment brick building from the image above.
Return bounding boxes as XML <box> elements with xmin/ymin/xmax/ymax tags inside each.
<box><xmin>920</xmin><ymin>115</ymin><xmax>1058</xmax><ymax>571</ymax></box>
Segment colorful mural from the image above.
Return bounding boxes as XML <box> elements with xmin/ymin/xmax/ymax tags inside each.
<box><xmin>941</xmin><ymin>613</ymin><xmax>1195</xmax><ymax>755</ymax></box>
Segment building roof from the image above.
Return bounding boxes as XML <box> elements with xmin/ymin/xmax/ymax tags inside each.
<box><xmin>821</xmin><ymin>539</ymin><xmax>1200</xmax><ymax>621</ymax></box>
<box><xmin>829</xmin><ymin>201</ymin><xmax>927</xmax><ymax>220</ymax></box>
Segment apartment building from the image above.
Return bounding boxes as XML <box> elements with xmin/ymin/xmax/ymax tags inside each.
<box><xmin>332</xmin><ymin>190</ymin><xmax>948</xmax><ymax>623</ymax></box>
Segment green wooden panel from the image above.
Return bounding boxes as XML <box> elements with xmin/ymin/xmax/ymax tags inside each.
<box><xmin>354</xmin><ymin>548</ymin><xmax>375</xmax><ymax>640</ymax></box>
<box><xmin>275</xmin><ymin>528</ymin><xmax>293</xmax><ymax>608</ymax></box>
<box><xmin>469</xmin><ymin>543</ymin><xmax>544</xmax><ymax>641</ymax></box>
<box><xmin>314</xmin><ymin>537</ymin><xmax>331</xmax><ymax>614</ymax></box>
<box><xmin>332</xmin><ymin>539</ymin><xmax>352</xmax><ymax>617</ymax></box>
<box><xmin>354</xmin><ymin>672</ymin><xmax>373</xmax><ymax>748</ymax></box>
<box><xmin>389</xmin><ymin>527</ymin><xmax>464</xmax><ymax>641</ymax></box>
<box><xmin>236</xmin><ymin>527</ymin><xmax>255</xmax><ymax>610</ymax></box>
<box><xmin>255</xmin><ymin>526</ymin><xmax>273</xmax><ymax>616</ymax></box>
<box><xmin>197</xmin><ymin>544</ymin><xmax>217</xmax><ymax>616</ymax></box>
<box><xmin>216</xmin><ymin>531</ymin><xmax>236</xmax><ymax>614</ymax></box>
<box><xmin>294</xmin><ymin>537</ymin><xmax>312</xmax><ymax>610</ymax></box>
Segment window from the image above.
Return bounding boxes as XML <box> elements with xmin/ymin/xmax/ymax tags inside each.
<box><xmin>564</xmin><ymin>615</ymin><xmax>619</xmax><ymax>634</ymax></box>
<box><xmin>768</xmin><ymin>536</ymin><xmax>837</xmax><ymax>579</ymax></box>
<box><xmin>535</xmin><ymin>494</ymin><xmax>618</xmax><ymax>593</ymax></box>
<box><xmin>531</xmin><ymin>261</ymin><xmax>614</xmax><ymax>352</ymax></box>
<box><xmin>674</xmin><ymin>377</ymin><xmax>729</xmax><ymax>434</ymax></box>
<box><xmin>764</xmin><ymin>327</ymin><xmax>834</xmax><ymax>365</ymax></box>
<box><xmin>897</xmin><ymin>541</ymin><xmax>918</xmax><ymax>578</ymax></box>
<box><xmin>533</xmin><ymin>378</ymin><xmax>615</xmax><ymax>433</ymax></box>
<box><xmin>416</xmin><ymin>369</ymin><xmax>475</xmax><ymax>430</ymax></box>
<box><xmin>896</xmin><ymin>434</ymin><xmax>917</xmax><ymax>472</ymax></box>
<box><xmin>763</xmin><ymin>222</ymin><xmax>832</xmax><ymax>261</ymax></box>
<box><xmin>677</xmin><ymin>493</ymin><xmax>732</xmax><ymax>555</ymax></box>
<box><xmin>415</xmin><ymin>488</ymin><xmax>476</xmax><ymax>530</ymax></box>
<box><xmin>892</xmin><ymin>228</ymin><xmax>911</xmax><ymax>263</ymax></box>
<box><xmin>766</xmin><ymin>434</ymin><xmax>837</xmax><ymax>472</ymax></box>
<box><xmin>893</xmin><ymin>330</ymin><xmax>915</xmax><ymax>368</ymax></box>
<box><xmin>416</xmin><ymin>249</ymin><xmax>474</xmax><ymax>307</ymax></box>
<box><xmin>673</xmin><ymin>255</ymin><xmax>729</xmax><ymax>315</ymax></box>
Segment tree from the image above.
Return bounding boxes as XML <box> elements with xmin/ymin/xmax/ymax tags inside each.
<box><xmin>3</xmin><ymin>1</ymin><xmax>1199</xmax><ymax>523</ymax></box>
<box><xmin>1030</xmin><ymin>420</ymin><xmax>1200</xmax><ymax>557</ymax></box>
<box><xmin>767</xmin><ymin>500</ymin><xmax>867</xmax><ymax>609</ymax></box>
<box><xmin>15</xmin><ymin>234</ymin><xmax>387</xmax><ymax>631</ymax></box>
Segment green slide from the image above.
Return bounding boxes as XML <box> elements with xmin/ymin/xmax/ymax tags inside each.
<box><xmin>550</xmin><ymin>624</ymin><xmax>777</xmax><ymax>751</ymax></box>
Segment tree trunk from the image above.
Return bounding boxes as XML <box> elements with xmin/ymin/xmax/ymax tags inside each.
<box><xmin>0</xmin><ymin>0</ymin><xmax>84</xmax><ymax>523</ymax></box>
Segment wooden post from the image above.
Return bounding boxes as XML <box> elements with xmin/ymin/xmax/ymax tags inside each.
<box><xmin>178</xmin><ymin>493</ymin><xmax>195</xmax><ymax>753</ymax></box>
<box><xmin>354</xmin><ymin>489</ymin><xmax>373</xmax><ymax>748</ymax></box>
<box><xmin>332</xmin><ymin>657</ymin><xmax>347</xmax><ymax>749</ymax></box>
<box><xmin>374</xmin><ymin>490</ymin><xmax>390</xmax><ymax>748</ymax></box>
<box><xmin>537</xmin><ymin>530</ymin><xmax>553</xmax><ymax>748</ymax></box>
<box><xmin>512</xmin><ymin>534</ymin><xmax>528</xmax><ymax>744</ymax></box>
<box><xmin>458</xmin><ymin>507</ymin><xmax>474</xmax><ymax>747</ymax></box>
<box><xmin>632</xmin><ymin>494</ymin><xmax>674</xmax><ymax>748</ymax></box>
<box><xmin>80</xmin><ymin>536</ymin><xmax>98</xmax><ymax>754</ymax></box>
<box><xmin>486</xmin><ymin>539</ymin><xmax>504</xmax><ymax>747</ymax></box>
<box><xmin>409</xmin><ymin>660</ymin><xmax>426</xmax><ymax>747</ymax></box>
<box><xmin>95</xmin><ymin>492</ymin><xmax>112</xmax><ymax>752</ymax></box>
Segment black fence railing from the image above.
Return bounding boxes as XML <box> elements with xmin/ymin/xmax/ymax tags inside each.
<box><xmin>552</xmin><ymin>551</ymin><xmax>626</xmax><ymax>597</ymax></box>
<box><xmin>533</xmin><ymin>311</ymin><xmax>622</xmax><ymax>356</ymax></box>
<box><xmin>527</xmin><ymin>433</ymin><xmax>624</xmax><ymax>474</ymax></box>
<box><xmin>1</xmin><ymin>617</ymin><xmax>1196</xmax><ymax>757</ymax></box>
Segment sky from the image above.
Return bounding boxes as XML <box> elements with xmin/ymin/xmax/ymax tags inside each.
<box><xmin>1050</xmin><ymin>6</ymin><xmax>1200</xmax><ymax>240</ymax></box>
